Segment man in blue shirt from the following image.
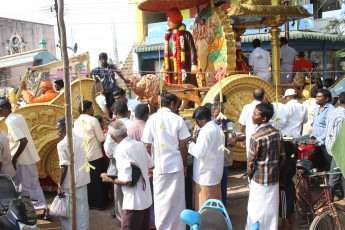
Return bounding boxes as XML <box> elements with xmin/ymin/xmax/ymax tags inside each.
<box><xmin>91</xmin><ymin>53</ymin><xmax>130</xmax><ymax>116</ymax></box>
<box><xmin>308</xmin><ymin>89</ymin><xmax>335</xmax><ymax>170</ymax></box>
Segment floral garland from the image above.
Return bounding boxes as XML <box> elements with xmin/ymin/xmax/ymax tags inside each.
<box><xmin>164</xmin><ymin>23</ymin><xmax>186</xmax><ymax>85</ymax></box>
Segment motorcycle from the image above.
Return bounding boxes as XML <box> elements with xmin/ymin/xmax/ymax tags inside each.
<box><xmin>0</xmin><ymin>174</ymin><xmax>37</xmax><ymax>230</ymax></box>
<box><xmin>180</xmin><ymin>199</ymin><xmax>259</xmax><ymax>230</ymax></box>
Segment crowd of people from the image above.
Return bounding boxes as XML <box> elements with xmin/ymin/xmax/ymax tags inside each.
<box><xmin>0</xmin><ymin>50</ymin><xmax>344</xmax><ymax>230</ymax></box>
<box><xmin>239</xmin><ymin>86</ymin><xmax>345</xmax><ymax>230</ymax></box>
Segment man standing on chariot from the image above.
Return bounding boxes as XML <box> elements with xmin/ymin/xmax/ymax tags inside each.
<box><xmin>162</xmin><ymin>8</ymin><xmax>198</xmax><ymax>86</ymax></box>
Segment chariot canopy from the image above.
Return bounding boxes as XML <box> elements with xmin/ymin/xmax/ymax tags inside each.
<box><xmin>227</xmin><ymin>0</ymin><xmax>311</xmax><ymax>28</ymax></box>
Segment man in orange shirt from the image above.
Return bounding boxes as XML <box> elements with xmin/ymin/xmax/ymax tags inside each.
<box><xmin>22</xmin><ymin>80</ymin><xmax>59</xmax><ymax>104</ymax></box>
<box><xmin>293</xmin><ymin>51</ymin><xmax>312</xmax><ymax>73</ymax></box>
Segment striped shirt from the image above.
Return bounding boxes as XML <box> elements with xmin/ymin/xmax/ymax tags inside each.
<box><xmin>325</xmin><ymin>107</ymin><xmax>345</xmax><ymax>155</ymax></box>
<box><xmin>248</xmin><ymin>123</ymin><xmax>286</xmax><ymax>186</ymax></box>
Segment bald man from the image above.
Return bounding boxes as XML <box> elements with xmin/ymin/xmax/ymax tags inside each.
<box><xmin>22</xmin><ymin>80</ymin><xmax>59</xmax><ymax>104</ymax></box>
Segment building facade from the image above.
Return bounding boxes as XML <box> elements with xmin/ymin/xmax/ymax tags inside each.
<box><xmin>0</xmin><ymin>17</ymin><xmax>56</xmax><ymax>88</ymax></box>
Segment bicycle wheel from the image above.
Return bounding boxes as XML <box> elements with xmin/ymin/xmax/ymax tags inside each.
<box><xmin>294</xmin><ymin>173</ymin><xmax>308</xmax><ymax>216</ymax></box>
<box><xmin>310</xmin><ymin>208</ymin><xmax>345</xmax><ymax>230</ymax></box>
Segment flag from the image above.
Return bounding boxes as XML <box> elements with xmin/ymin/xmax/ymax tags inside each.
<box><xmin>331</xmin><ymin>122</ymin><xmax>345</xmax><ymax>177</ymax></box>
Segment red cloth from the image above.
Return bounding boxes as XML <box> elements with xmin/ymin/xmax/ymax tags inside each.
<box><xmin>39</xmin><ymin>176</ymin><xmax>57</xmax><ymax>192</ymax></box>
<box><xmin>293</xmin><ymin>57</ymin><xmax>312</xmax><ymax>73</ymax></box>
<box><xmin>167</xmin><ymin>8</ymin><xmax>183</xmax><ymax>24</ymax></box>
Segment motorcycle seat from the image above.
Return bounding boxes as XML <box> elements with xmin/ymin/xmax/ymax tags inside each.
<box><xmin>296</xmin><ymin>160</ymin><xmax>313</xmax><ymax>172</ymax></box>
<box><xmin>199</xmin><ymin>209</ymin><xmax>230</xmax><ymax>230</ymax></box>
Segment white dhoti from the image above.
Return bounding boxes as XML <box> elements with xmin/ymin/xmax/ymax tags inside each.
<box><xmin>153</xmin><ymin>171</ymin><xmax>186</xmax><ymax>230</ymax></box>
<box><xmin>246</xmin><ymin>180</ymin><xmax>279</xmax><ymax>230</ymax></box>
<box><xmin>13</xmin><ymin>164</ymin><xmax>47</xmax><ymax>210</ymax></box>
<box><xmin>114</xmin><ymin>183</ymin><xmax>123</xmax><ymax>226</ymax></box>
<box><xmin>280</xmin><ymin>64</ymin><xmax>294</xmax><ymax>84</ymax></box>
<box><xmin>60</xmin><ymin>185</ymin><xmax>89</xmax><ymax>230</ymax></box>
<box><xmin>254</xmin><ymin>71</ymin><xmax>272</xmax><ymax>84</ymax></box>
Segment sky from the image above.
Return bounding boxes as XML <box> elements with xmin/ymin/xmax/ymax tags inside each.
<box><xmin>0</xmin><ymin>0</ymin><xmax>139</xmax><ymax>67</ymax></box>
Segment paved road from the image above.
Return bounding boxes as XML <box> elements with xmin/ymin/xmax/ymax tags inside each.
<box><xmin>37</xmin><ymin>167</ymin><xmax>345</xmax><ymax>230</ymax></box>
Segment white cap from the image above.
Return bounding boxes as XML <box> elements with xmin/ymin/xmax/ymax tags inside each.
<box><xmin>283</xmin><ymin>88</ymin><xmax>297</xmax><ymax>98</ymax></box>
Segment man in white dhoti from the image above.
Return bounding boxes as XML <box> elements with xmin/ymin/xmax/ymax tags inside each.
<box><xmin>280</xmin><ymin>37</ymin><xmax>297</xmax><ymax>84</ymax></box>
<box><xmin>246</xmin><ymin>103</ymin><xmax>286</xmax><ymax>230</ymax></box>
<box><xmin>188</xmin><ymin>106</ymin><xmax>224</xmax><ymax>210</ymax></box>
<box><xmin>56</xmin><ymin>117</ymin><xmax>90</xmax><ymax>230</ymax></box>
<box><xmin>238</xmin><ymin>88</ymin><xmax>265</xmax><ymax>158</ymax></box>
<box><xmin>249</xmin><ymin>39</ymin><xmax>272</xmax><ymax>83</ymax></box>
<box><xmin>0</xmin><ymin>99</ymin><xmax>48</xmax><ymax>218</ymax></box>
<box><xmin>142</xmin><ymin>92</ymin><xmax>190</xmax><ymax>230</ymax></box>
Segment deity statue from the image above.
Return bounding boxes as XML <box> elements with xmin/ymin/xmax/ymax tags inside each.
<box><xmin>162</xmin><ymin>8</ymin><xmax>198</xmax><ymax>86</ymax></box>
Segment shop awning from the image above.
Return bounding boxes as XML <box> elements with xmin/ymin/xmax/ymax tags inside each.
<box><xmin>240</xmin><ymin>31</ymin><xmax>345</xmax><ymax>43</ymax></box>
<box><xmin>0</xmin><ymin>49</ymin><xmax>56</xmax><ymax>68</ymax></box>
<box><xmin>133</xmin><ymin>44</ymin><xmax>164</xmax><ymax>53</ymax></box>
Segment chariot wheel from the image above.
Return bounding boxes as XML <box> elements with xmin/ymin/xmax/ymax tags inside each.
<box><xmin>43</xmin><ymin>138</ymin><xmax>62</xmax><ymax>184</ymax></box>
<box><xmin>202</xmin><ymin>74</ymin><xmax>277</xmax><ymax>162</ymax></box>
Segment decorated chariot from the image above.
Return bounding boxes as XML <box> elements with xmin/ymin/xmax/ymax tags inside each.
<box><xmin>137</xmin><ymin>0</ymin><xmax>311</xmax><ymax>162</ymax></box>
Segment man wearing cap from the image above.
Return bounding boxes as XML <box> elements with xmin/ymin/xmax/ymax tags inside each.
<box><xmin>21</xmin><ymin>80</ymin><xmax>59</xmax><ymax>104</ymax></box>
<box><xmin>162</xmin><ymin>8</ymin><xmax>198</xmax><ymax>86</ymax></box>
<box><xmin>248</xmin><ymin>39</ymin><xmax>271</xmax><ymax>83</ymax></box>
<box><xmin>280</xmin><ymin>89</ymin><xmax>308</xmax><ymax>138</ymax></box>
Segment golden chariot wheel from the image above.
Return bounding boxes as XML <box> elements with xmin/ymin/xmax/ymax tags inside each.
<box><xmin>202</xmin><ymin>74</ymin><xmax>277</xmax><ymax>162</ymax></box>
<box><xmin>44</xmin><ymin>138</ymin><xmax>62</xmax><ymax>184</ymax></box>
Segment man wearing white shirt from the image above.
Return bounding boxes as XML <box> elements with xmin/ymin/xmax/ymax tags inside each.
<box><xmin>73</xmin><ymin>100</ymin><xmax>107</xmax><ymax>210</ymax></box>
<box><xmin>302</xmin><ymin>88</ymin><xmax>318</xmax><ymax>136</ymax></box>
<box><xmin>189</xmin><ymin>106</ymin><xmax>224</xmax><ymax>210</ymax></box>
<box><xmin>0</xmin><ymin>99</ymin><xmax>48</xmax><ymax>217</ymax></box>
<box><xmin>113</xmin><ymin>87</ymin><xmax>141</xmax><ymax>120</ymax></box>
<box><xmin>142</xmin><ymin>92</ymin><xmax>190</xmax><ymax>230</ymax></box>
<box><xmin>56</xmin><ymin>117</ymin><xmax>90</xmax><ymax>230</ymax></box>
<box><xmin>105</xmin><ymin>100</ymin><xmax>134</xmax><ymax>158</ymax></box>
<box><xmin>270</xmin><ymin>102</ymin><xmax>287</xmax><ymax>130</ymax></box>
<box><xmin>101</xmin><ymin>121</ymin><xmax>154</xmax><ymax>230</ymax></box>
<box><xmin>104</xmin><ymin>100</ymin><xmax>133</xmax><ymax>225</ymax></box>
<box><xmin>280</xmin><ymin>37</ymin><xmax>297</xmax><ymax>84</ymax></box>
<box><xmin>95</xmin><ymin>92</ymin><xmax>110</xmax><ymax>118</ymax></box>
<box><xmin>0</xmin><ymin>130</ymin><xmax>15</xmax><ymax>178</ymax></box>
<box><xmin>280</xmin><ymin>89</ymin><xmax>308</xmax><ymax>138</ymax></box>
<box><xmin>238</xmin><ymin>88</ymin><xmax>265</xmax><ymax>157</ymax></box>
<box><xmin>248</xmin><ymin>39</ymin><xmax>271</xmax><ymax>83</ymax></box>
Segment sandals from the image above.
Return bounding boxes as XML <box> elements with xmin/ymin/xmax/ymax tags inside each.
<box><xmin>38</xmin><ymin>209</ymin><xmax>51</xmax><ymax>221</ymax></box>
